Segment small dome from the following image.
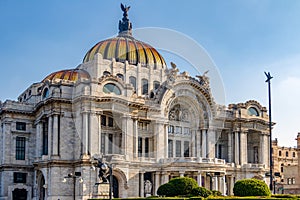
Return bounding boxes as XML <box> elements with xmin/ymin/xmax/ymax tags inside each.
<box><xmin>83</xmin><ymin>36</ymin><xmax>166</xmax><ymax>68</ymax></box>
<box><xmin>42</xmin><ymin>69</ymin><xmax>90</xmax><ymax>83</ymax></box>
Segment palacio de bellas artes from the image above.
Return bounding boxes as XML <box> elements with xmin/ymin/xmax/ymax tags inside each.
<box><xmin>0</xmin><ymin>3</ymin><xmax>275</xmax><ymax>200</ymax></box>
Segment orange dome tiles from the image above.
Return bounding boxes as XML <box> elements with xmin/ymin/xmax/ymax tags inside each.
<box><xmin>83</xmin><ymin>36</ymin><xmax>166</xmax><ymax>68</ymax></box>
<box><xmin>42</xmin><ymin>69</ymin><xmax>90</xmax><ymax>83</ymax></box>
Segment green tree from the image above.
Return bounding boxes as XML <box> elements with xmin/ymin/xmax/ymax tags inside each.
<box><xmin>233</xmin><ymin>178</ymin><xmax>271</xmax><ymax>196</ymax></box>
<box><xmin>157</xmin><ymin>177</ymin><xmax>198</xmax><ymax>197</ymax></box>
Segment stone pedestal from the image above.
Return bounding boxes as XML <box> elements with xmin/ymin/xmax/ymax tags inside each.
<box><xmin>93</xmin><ymin>183</ymin><xmax>110</xmax><ymax>199</ymax></box>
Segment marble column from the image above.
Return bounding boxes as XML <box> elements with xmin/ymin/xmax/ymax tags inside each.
<box><xmin>52</xmin><ymin>115</ymin><xmax>59</xmax><ymax>156</ymax></box>
<box><xmin>207</xmin><ymin>129</ymin><xmax>216</xmax><ymax>158</ymax></box>
<box><xmin>197</xmin><ymin>171</ymin><xmax>202</xmax><ymax>186</ymax></box>
<box><xmin>122</xmin><ymin>115</ymin><xmax>133</xmax><ymax>160</ymax></box>
<box><xmin>36</xmin><ymin>122</ymin><xmax>42</xmax><ymax>157</ymax></box>
<box><xmin>201</xmin><ymin>129</ymin><xmax>207</xmax><ymax>158</ymax></box>
<box><xmin>89</xmin><ymin>112</ymin><xmax>100</xmax><ymax>156</ymax></box>
<box><xmin>81</xmin><ymin>112</ymin><xmax>89</xmax><ymax>155</ymax></box>
<box><xmin>260</xmin><ymin>132</ymin><xmax>268</xmax><ymax>165</ymax></box>
<box><xmin>47</xmin><ymin>116</ymin><xmax>52</xmax><ymax>156</ymax></box>
<box><xmin>234</xmin><ymin>131</ymin><xmax>240</xmax><ymax>165</ymax></box>
<box><xmin>140</xmin><ymin>172</ymin><xmax>145</xmax><ymax>197</ymax></box>
<box><xmin>179</xmin><ymin>171</ymin><xmax>185</xmax><ymax>177</ymax></box>
<box><xmin>227</xmin><ymin>131</ymin><xmax>233</xmax><ymax>163</ymax></box>
<box><xmin>154</xmin><ymin>121</ymin><xmax>165</xmax><ymax>161</ymax></box>
<box><xmin>154</xmin><ymin>172</ymin><xmax>160</xmax><ymax>195</ymax></box>
<box><xmin>212</xmin><ymin>176</ymin><xmax>218</xmax><ymax>190</ymax></box>
<box><xmin>161</xmin><ymin>172</ymin><xmax>169</xmax><ymax>185</ymax></box>
<box><xmin>196</xmin><ymin>130</ymin><xmax>201</xmax><ymax>157</ymax></box>
<box><xmin>218</xmin><ymin>176</ymin><xmax>225</xmax><ymax>195</ymax></box>
<box><xmin>240</xmin><ymin>131</ymin><xmax>248</xmax><ymax>165</ymax></box>
<box><xmin>133</xmin><ymin>119</ymin><xmax>138</xmax><ymax>158</ymax></box>
<box><xmin>191</xmin><ymin>130</ymin><xmax>196</xmax><ymax>157</ymax></box>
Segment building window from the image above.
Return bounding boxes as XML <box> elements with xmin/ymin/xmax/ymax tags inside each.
<box><xmin>138</xmin><ymin>137</ymin><xmax>142</xmax><ymax>157</ymax></box>
<box><xmin>293</xmin><ymin>152</ymin><xmax>296</xmax><ymax>157</ymax></box>
<box><xmin>175</xmin><ymin>126</ymin><xmax>182</xmax><ymax>134</ymax></box>
<box><xmin>129</xmin><ymin>76</ymin><xmax>136</xmax><ymax>91</ymax></box>
<box><xmin>142</xmin><ymin>79</ymin><xmax>148</xmax><ymax>95</ymax></box>
<box><xmin>108</xmin><ymin>117</ymin><xmax>114</xmax><ymax>127</ymax></box>
<box><xmin>116</xmin><ymin>73</ymin><xmax>124</xmax><ymax>80</ymax></box>
<box><xmin>248</xmin><ymin>107</ymin><xmax>259</xmax><ymax>116</ymax></box>
<box><xmin>168</xmin><ymin>125</ymin><xmax>174</xmax><ymax>133</ymax></box>
<box><xmin>13</xmin><ymin>173</ymin><xmax>27</xmax><ymax>183</ymax></box>
<box><xmin>281</xmin><ymin>164</ymin><xmax>284</xmax><ymax>173</ymax></box>
<box><xmin>184</xmin><ymin>127</ymin><xmax>190</xmax><ymax>135</ymax></box>
<box><xmin>42</xmin><ymin>121</ymin><xmax>48</xmax><ymax>155</ymax></box>
<box><xmin>103</xmin><ymin>83</ymin><xmax>121</xmax><ymax>95</ymax></box>
<box><xmin>16</xmin><ymin>122</ymin><xmax>26</xmax><ymax>131</ymax></box>
<box><xmin>153</xmin><ymin>81</ymin><xmax>160</xmax><ymax>90</ymax></box>
<box><xmin>168</xmin><ymin>140</ymin><xmax>173</xmax><ymax>158</ymax></box>
<box><xmin>42</xmin><ymin>88</ymin><xmax>49</xmax><ymax>99</ymax></box>
<box><xmin>279</xmin><ymin>150</ymin><xmax>282</xmax><ymax>156</ymax></box>
<box><xmin>101</xmin><ymin>115</ymin><xmax>106</xmax><ymax>126</ymax></box>
<box><xmin>286</xmin><ymin>151</ymin><xmax>289</xmax><ymax>157</ymax></box>
<box><xmin>176</xmin><ymin>140</ymin><xmax>181</xmax><ymax>157</ymax></box>
<box><xmin>108</xmin><ymin>134</ymin><xmax>113</xmax><ymax>154</ymax></box>
<box><xmin>184</xmin><ymin>141</ymin><xmax>190</xmax><ymax>157</ymax></box>
<box><xmin>103</xmin><ymin>71</ymin><xmax>111</xmax><ymax>76</ymax></box>
<box><xmin>145</xmin><ymin>137</ymin><xmax>149</xmax><ymax>157</ymax></box>
<box><xmin>16</xmin><ymin>137</ymin><xmax>26</xmax><ymax>160</ymax></box>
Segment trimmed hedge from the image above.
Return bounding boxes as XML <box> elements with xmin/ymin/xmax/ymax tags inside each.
<box><xmin>233</xmin><ymin>179</ymin><xmax>271</xmax><ymax>197</ymax></box>
<box><xmin>191</xmin><ymin>187</ymin><xmax>212</xmax><ymax>198</ymax></box>
<box><xmin>157</xmin><ymin>177</ymin><xmax>198</xmax><ymax>197</ymax></box>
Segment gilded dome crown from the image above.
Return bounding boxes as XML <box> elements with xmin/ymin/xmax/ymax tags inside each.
<box><xmin>83</xmin><ymin>4</ymin><xmax>166</xmax><ymax>69</ymax></box>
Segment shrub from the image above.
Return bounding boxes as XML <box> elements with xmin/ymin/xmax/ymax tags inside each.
<box><xmin>157</xmin><ymin>177</ymin><xmax>198</xmax><ymax>197</ymax></box>
<box><xmin>157</xmin><ymin>183</ymin><xmax>177</xmax><ymax>197</ymax></box>
<box><xmin>211</xmin><ymin>190</ymin><xmax>222</xmax><ymax>196</ymax></box>
<box><xmin>190</xmin><ymin>187</ymin><xmax>212</xmax><ymax>198</ymax></box>
<box><xmin>168</xmin><ymin>177</ymin><xmax>199</xmax><ymax>196</ymax></box>
<box><xmin>233</xmin><ymin>178</ymin><xmax>271</xmax><ymax>197</ymax></box>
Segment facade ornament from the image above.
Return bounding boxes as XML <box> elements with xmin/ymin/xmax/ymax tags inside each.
<box><xmin>196</xmin><ymin>70</ymin><xmax>210</xmax><ymax>89</ymax></box>
<box><xmin>144</xmin><ymin>180</ymin><xmax>152</xmax><ymax>195</ymax></box>
<box><xmin>119</xmin><ymin>3</ymin><xmax>132</xmax><ymax>36</ymax></box>
<box><xmin>168</xmin><ymin>104</ymin><xmax>189</xmax><ymax>122</ymax></box>
<box><xmin>166</xmin><ymin>62</ymin><xmax>179</xmax><ymax>85</ymax></box>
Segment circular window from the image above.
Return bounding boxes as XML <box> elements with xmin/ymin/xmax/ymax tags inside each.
<box><xmin>103</xmin><ymin>83</ymin><xmax>121</xmax><ymax>95</ymax></box>
<box><xmin>248</xmin><ymin>107</ymin><xmax>259</xmax><ymax>116</ymax></box>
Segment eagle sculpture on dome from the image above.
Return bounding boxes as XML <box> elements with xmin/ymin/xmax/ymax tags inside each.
<box><xmin>121</xmin><ymin>3</ymin><xmax>130</xmax><ymax>13</ymax></box>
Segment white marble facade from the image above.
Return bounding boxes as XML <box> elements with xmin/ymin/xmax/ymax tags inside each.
<box><xmin>0</xmin><ymin>7</ymin><xmax>271</xmax><ymax>200</ymax></box>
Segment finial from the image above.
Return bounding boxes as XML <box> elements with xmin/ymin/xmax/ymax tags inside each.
<box><xmin>118</xmin><ymin>3</ymin><xmax>132</xmax><ymax>36</ymax></box>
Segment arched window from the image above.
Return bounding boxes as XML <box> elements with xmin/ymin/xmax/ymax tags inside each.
<box><xmin>248</xmin><ymin>107</ymin><xmax>259</xmax><ymax>116</ymax></box>
<box><xmin>129</xmin><ymin>76</ymin><xmax>136</xmax><ymax>91</ymax></box>
<box><xmin>286</xmin><ymin>151</ymin><xmax>289</xmax><ymax>157</ymax></box>
<box><xmin>153</xmin><ymin>81</ymin><xmax>160</xmax><ymax>90</ymax></box>
<box><xmin>279</xmin><ymin>150</ymin><xmax>282</xmax><ymax>156</ymax></box>
<box><xmin>103</xmin><ymin>83</ymin><xmax>121</xmax><ymax>95</ymax></box>
<box><xmin>116</xmin><ymin>73</ymin><xmax>124</xmax><ymax>81</ymax></box>
<box><xmin>42</xmin><ymin>88</ymin><xmax>49</xmax><ymax>99</ymax></box>
<box><xmin>103</xmin><ymin>71</ymin><xmax>111</xmax><ymax>76</ymax></box>
<box><xmin>281</xmin><ymin>163</ymin><xmax>284</xmax><ymax>173</ymax></box>
<box><xmin>142</xmin><ymin>79</ymin><xmax>148</xmax><ymax>95</ymax></box>
<box><xmin>293</xmin><ymin>152</ymin><xmax>296</xmax><ymax>157</ymax></box>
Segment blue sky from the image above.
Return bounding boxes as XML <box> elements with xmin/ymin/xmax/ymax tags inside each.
<box><xmin>1</xmin><ymin>0</ymin><xmax>300</xmax><ymax>147</ymax></box>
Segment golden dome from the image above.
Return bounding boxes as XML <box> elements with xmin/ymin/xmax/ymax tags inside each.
<box><xmin>83</xmin><ymin>4</ymin><xmax>166</xmax><ymax>68</ymax></box>
<box><xmin>42</xmin><ymin>69</ymin><xmax>90</xmax><ymax>83</ymax></box>
<box><xmin>83</xmin><ymin>36</ymin><xmax>166</xmax><ymax>68</ymax></box>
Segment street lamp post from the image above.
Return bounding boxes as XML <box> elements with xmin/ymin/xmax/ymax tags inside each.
<box><xmin>265</xmin><ymin>71</ymin><xmax>273</xmax><ymax>192</ymax></box>
<box><xmin>62</xmin><ymin>172</ymin><xmax>83</xmax><ymax>200</ymax></box>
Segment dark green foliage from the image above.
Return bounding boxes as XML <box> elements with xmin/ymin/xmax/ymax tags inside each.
<box><xmin>211</xmin><ymin>190</ymin><xmax>222</xmax><ymax>196</ymax></box>
<box><xmin>157</xmin><ymin>183</ymin><xmax>177</xmax><ymax>197</ymax></box>
<box><xmin>157</xmin><ymin>177</ymin><xmax>198</xmax><ymax>197</ymax></box>
<box><xmin>190</xmin><ymin>187</ymin><xmax>212</xmax><ymax>198</ymax></box>
<box><xmin>233</xmin><ymin>178</ymin><xmax>271</xmax><ymax>197</ymax></box>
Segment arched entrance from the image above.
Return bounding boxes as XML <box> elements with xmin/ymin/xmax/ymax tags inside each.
<box><xmin>113</xmin><ymin>175</ymin><xmax>119</xmax><ymax>198</ymax></box>
<box><xmin>12</xmin><ymin>188</ymin><xmax>27</xmax><ymax>200</ymax></box>
<box><xmin>39</xmin><ymin>176</ymin><xmax>46</xmax><ymax>200</ymax></box>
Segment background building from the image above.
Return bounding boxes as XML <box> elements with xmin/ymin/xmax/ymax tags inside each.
<box><xmin>272</xmin><ymin>138</ymin><xmax>298</xmax><ymax>194</ymax></box>
<box><xmin>0</xmin><ymin>5</ymin><xmax>271</xmax><ymax>200</ymax></box>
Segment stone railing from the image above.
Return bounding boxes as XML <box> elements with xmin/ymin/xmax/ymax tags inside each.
<box><xmin>159</xmin><ymin>157</ymin><xmax>226</xmax><ymax>165</ymax></box>
<box><xmin>243</xmin><ymin>163</ymin><xmax>266</xmax><ymax>168</ymax></box>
